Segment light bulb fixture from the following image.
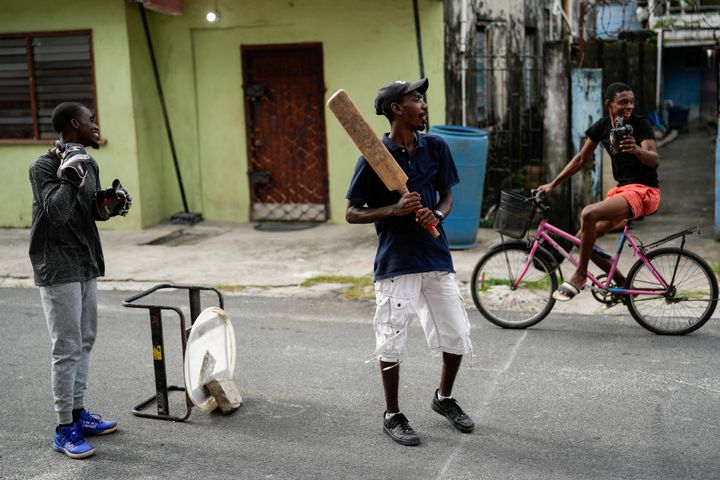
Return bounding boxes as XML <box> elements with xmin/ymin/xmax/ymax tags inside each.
<box><xmin>205</xmin><ymin>0</ymin><xmax>220</xmax><ymax>23</ymax></box>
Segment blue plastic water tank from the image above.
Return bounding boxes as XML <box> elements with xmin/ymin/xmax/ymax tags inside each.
<box><xmin>428</xmin><ymin>125</ymin><xmax>488</xmax><ymax>249</ymax></box>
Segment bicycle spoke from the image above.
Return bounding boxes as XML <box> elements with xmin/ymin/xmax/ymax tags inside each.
<box><xmin>472</xmin><ymin>245</ymin><xmax>556</xmax><ymax>328</ymax></box>
<box><xmin>501</xmin><ymin>249</ymin><xmax>515</xmax><ymax>285</ymax></box>
<box><xmin>626</xmin><ymin>249</ymin><xmax>717</xmax><ymax>334</ymax></box>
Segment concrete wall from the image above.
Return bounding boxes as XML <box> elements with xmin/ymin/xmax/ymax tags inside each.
<box><xmin>444</xmin><ymin>0</ymin><xmax>541</xmax><ymax>126</ymax></box>
<box><xmin>542</xmin><ymin>41</ymin><xmax>572</xmax><ymax>230</ymax></box>
<box><xmin>126</xmin><ymin>4</ymin><xmax>171</xmax><ymax>227</ymax></box>
<box><xmin>128</xmin><ymin>4</ymin><xmax>205</xmax><ymax>225</ymax></box>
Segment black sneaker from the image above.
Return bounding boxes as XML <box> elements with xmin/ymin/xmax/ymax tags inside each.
<box><xmin>383</xmin><ymin>412</ymin><xmax>420</xmax><ymax>446</ymax></box>
<box><xmin>431</xmin><ymin>390</ymin><xmax>475</xmax><ymax>433</ymax></box>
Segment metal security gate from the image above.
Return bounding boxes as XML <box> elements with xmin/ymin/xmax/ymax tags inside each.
<box><xmin>242</xmin><ymin>44</ymin><xmax>329</xmax><ymax>222</ymax></box>
<box><xmin>468</xmin><ymin>47</ymin><xmax>544</xmax><ymax>213</ymax></box>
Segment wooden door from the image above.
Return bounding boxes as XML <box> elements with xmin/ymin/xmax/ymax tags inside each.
<box><xmin>242</xmin><ymin>44</ymin><xmax>329</xmax><ymax>222</ymax></box>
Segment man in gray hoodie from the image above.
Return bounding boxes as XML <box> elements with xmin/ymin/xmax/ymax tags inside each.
<box><xmin>29</xmin><ymin>102</ymin><xmax>131</xmax><ymax>459</ymax></box>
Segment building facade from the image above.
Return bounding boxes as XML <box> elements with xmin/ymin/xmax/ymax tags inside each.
<box><xmin>0</xmin><ymin>0</ymin><xmax>446</xmax><ymax>228</ymax></box>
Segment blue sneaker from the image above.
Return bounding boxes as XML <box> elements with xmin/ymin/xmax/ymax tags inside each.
<box><xmin>53</xmin><ymin>426</ymin><xmax>96</xmax><ymax>459</ymax></box>
<box><xmin>74</xmin><ymin>410</ymin><xmax>118</xmax><ymax>436</ymax></box>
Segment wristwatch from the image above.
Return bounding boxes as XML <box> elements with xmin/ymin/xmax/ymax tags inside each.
<box><xmin>433</xmin><ymin>210</ymin><xmax>445</xmax><ymax>224</ymax></box>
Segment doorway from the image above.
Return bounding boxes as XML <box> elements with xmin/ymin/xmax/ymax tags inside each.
<box><xmin>242</xmin><ymin>43</ymin><xmax>329</xmax><ymax>222</ymax></box>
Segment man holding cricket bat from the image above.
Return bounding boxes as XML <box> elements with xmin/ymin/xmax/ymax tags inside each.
<box><xmin>345</xmin><ymin>78</ymin><xmax>474</xmax><ymax>446</ymax></box>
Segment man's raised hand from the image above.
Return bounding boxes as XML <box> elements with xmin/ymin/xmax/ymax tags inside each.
<box><xmin>56</xmin><ymin>142</ymin><xmax>90</xmax><ymax>188</ymax></box>
<box><xmin>619</xmin><ymin>135</ymin><xmax>638</xmax><ymax>154</ymax></box>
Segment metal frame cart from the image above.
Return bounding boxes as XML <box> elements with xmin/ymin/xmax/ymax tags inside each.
<box><xmin>123</xmin><ymin>283</ymin><xmax>224</xmax><ymax>421</ymax></box>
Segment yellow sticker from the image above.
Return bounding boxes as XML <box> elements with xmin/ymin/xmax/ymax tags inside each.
<box><xmin>153</xmin><ymin>345</ymin><xmax>163</xmax><ymax>360</ymax></box>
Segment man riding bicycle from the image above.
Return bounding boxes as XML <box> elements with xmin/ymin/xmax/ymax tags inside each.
<box><xmin>537</xmin><ymin>82</ymin><xmax>660</xmax><ymax>301</ymax></box>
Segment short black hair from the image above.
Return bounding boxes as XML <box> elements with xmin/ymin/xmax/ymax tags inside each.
<box><xmin>51</xmin><ymin>102</ymin><xmax>86</xmax><ymax>134</ymax></box>
<box><xmin>605</xmin><ymin>82</ymin><xmax>633</xmax><ymax>102</ymax></box>
<box><xmin>381</xmin><ymin>94</ymin><xmax>410</xmax><ymax>124</ymax></box>
<box><xmin>380</xmin><ymin>94</ymin><xmax>401</xmax><ymax>123</ymax></box>
<box><xmin>382</xmin><ymin>107</ymin><xmax>395</xmax><ymax>123</ymax></box>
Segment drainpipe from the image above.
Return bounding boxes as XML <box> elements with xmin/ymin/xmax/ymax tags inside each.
<box><xmin>460</xmin><ymin>0</ymin><xmax>468</xmax><ymax>126</ymax></box>
<box><xmin>412</xmin><ymin>0</ymin><xmax>425</xmax><ymax>78</ymax></box>
<box><xmin>136</xmin><ymin>2</ymin><xmax>203</xmax><ymax>225</ymax></box>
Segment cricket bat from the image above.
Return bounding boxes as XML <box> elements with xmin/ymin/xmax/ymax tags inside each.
<box><xmin>327</xmin><ymin>89</ymin><xmax>440</xmax><ymax>238</ymax></box>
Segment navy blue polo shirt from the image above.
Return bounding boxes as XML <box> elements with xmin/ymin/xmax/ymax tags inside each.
<box><xmin>346</xmin><ymin>132</ymin><xmax>460</xmax><ymax>280</ymax></box>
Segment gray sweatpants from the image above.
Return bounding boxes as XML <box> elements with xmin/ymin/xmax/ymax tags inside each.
<box><xmin>39</xmin><ymin>280</ymin><xmax>98</xmax><ymax>424</ymax></box>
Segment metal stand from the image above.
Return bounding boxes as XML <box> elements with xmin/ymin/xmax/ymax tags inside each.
<box><xmin>123</xmin><ymin>283</ymin><xmax>224</xmax><ymax>421</ymax></box>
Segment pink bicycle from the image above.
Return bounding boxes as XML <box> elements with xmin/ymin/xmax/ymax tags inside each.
<box><xmin>471</xmin><ymin>191</ymin><xmax>718</xmax><ymax>335</ymax></box>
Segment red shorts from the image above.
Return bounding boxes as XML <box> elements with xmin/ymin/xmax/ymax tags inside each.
<box><xmin>606</xmin><ymin>183</ymin><xmax>661</xmax><ymax>220</ymax></box>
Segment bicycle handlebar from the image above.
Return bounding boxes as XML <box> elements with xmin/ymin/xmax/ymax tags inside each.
<box><xmin>527</xmin><ymin>189</ymin><xmax>550</xmax><ymax>213</ymax></box>
<box><xmin>530</xmin><ymin>188</ymin><xmax>544</xmax><ymax>202</ymax></box>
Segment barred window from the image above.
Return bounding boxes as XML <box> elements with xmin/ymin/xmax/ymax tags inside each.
<box><xmin>0</xmin><ymin>31</ymin><xmax>96</xmax><ymax>141</ymax></box>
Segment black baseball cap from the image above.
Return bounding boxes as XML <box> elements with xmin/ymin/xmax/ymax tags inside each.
<box><xmin>374</xmin><ymin>77</ymin><xmax>429</xmax><ymax>115</ymax></box>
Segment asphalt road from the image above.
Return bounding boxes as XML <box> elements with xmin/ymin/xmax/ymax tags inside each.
<box><xmin>1</xmin><ymin>287</ymin><xmax>720</xmax><ymax>480</ymax></box>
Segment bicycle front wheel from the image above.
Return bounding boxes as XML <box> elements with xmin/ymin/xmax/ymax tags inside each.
<box><xmin>626</xmin><ymin>247</ymin><xmax>718</xmax><ymax>335</ymax></box>
<box><xmin>471</xmin><ymin>243</ymin><xmax>558</xmax><ymax>329</ymax></box>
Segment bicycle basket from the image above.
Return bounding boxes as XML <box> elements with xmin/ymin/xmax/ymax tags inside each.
<box><xmin>493</xmin><ymin>191</ymin><xmax>535</xmax><ymax>239</ymax></box>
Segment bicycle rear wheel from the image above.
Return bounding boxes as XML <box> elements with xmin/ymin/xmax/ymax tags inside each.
<box><xmin>625</xmin><ymin>247</ymin><xmax>718</xmax><ymax>335</ymax></box>
<box><xmin>471</xmin><ymin>243</ymin><xmax>558</xmax><ymax>328</ymax></box>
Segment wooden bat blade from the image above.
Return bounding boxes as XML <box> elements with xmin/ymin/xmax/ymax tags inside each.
<box><xmin>327</xmin><ymin>89</ymin><xmax>408</xmax><ymax>192</ymax></box>
<box><xmin>327</xmin><ymin>89</ymin><xmax>440</xmax><ymax>239</ymax></box>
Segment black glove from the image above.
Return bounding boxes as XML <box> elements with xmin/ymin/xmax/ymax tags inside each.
<box><xmin>56</xmin><ymin>142</ymin><xmax>90</xmax><ymax>188</ymax></box>
<box><xmin>95</xmin><ymin>179</ymin><xmax>132</xmax><ymax>219</ymax></box>
<box><xmin>112</xmin><ymin>179</ymin><xmax>132</xmax><ymax>216</ymax></box>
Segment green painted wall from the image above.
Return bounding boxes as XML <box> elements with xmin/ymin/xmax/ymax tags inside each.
<box><xmin>126</xmin><ymin>3</ymin><xmax>179</xmax><ymax>227</ymax></box>
<box><xmin>129</xmin><ymin>5</ymin><xmax>206</xmax><ymax>225</ymax></box>
<box><xmin>147</xmin><ymin>0</ymin><xmax>446</xmax><ymax>223</ymax></box>
<box><xmin>0</xmin><ymin>0</ymin><xmax>445</xmax><ymax>227</ymax></box>
<box><xmin>0</xmin><ymin>0</ymin><xmax>142</xmax><ymax>228</ymax></box>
